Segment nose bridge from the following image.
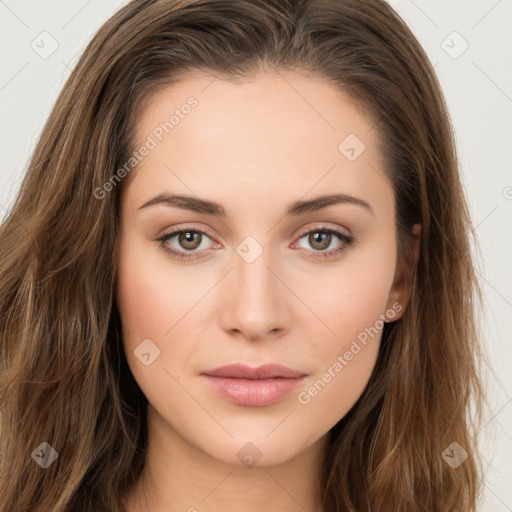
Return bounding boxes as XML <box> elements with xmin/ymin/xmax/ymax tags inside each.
<box><xmin>235</xmin><ymin>249</ymin><xmax>276</xmax><ymax>295</ymax></box>
<box><xmin>221</xmin><ymin>237</ymin><xmax>288</xmax><ymax>338</ymax></box>
<box><xmin>231</xmin><ymin>230</ymin><xmax>275</xmax><ymax>283</ymax></box>
<box><xmin>233</xmin><ymin>239</ymin><xmax>278</xmax><ymax>304</ymax></box>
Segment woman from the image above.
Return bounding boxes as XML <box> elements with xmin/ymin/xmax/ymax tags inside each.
<box><xmin>0</xmin><ymin>0</ymin><xmax>487</xmax><ymax>510</ymax></box>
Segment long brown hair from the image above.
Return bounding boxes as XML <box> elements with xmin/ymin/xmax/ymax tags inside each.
<box><xmin>0</xmin><ymin>0</ymin><xmax>488</xmax><ymax>510</ymax></box>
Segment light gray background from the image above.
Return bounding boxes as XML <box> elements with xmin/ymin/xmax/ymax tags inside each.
<box><xmin>1</xmin><ymin>1</ymin><xmax>511</xmax><ymax>510</ymax></box>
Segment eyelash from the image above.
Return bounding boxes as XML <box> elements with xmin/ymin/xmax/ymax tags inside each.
<box><xmin>154</xmin><ymin>224</ymin><xmax>355</xmax><ymax>261</ymax></box>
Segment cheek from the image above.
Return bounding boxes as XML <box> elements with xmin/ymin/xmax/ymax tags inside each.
<box><xmin>295</xmin><ymin>310</ymin><xmax>387</xmax><ymax>437</ymax></box>
<box><xmin>116</xmin><ymin>237</ymin><xmax>210</xmax><ymax>399</ymax></box>
<box><xmin>116</xmin><ymin>256</ymin><xmax>163</xmax><ymax>342</ymax></box>
<box><xmin>332</xmin><ymin>265</ymin><xmax>392</xmax><ymax>339</ymax></box>
<box><xmin>116</xmin><ymin>240</ymin><xmax>177</xmax><ymax>378</ymax></box>
<box><xmin>116</xmin><ymin>237</ymin><xmax>195</xmax><ymax>341</ymax></box>
<box><xmin>305</xmin><ymin>237</ymin><xmax>396</xmax><ymax>348</ymax></box>
<box><xmin>293</xmin><ymin>239</ymin><xmax>396</xmax><ymax>425</ymax></box>
<box><xmin>296</xmin><ymin>337</ymin><xmax>380</xmax><ymax>441</ymax></box>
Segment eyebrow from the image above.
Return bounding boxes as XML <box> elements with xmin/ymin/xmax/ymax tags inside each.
<box><xmin>137</xmin><ymin>192</ymin><xmax>373</xmax><ymax>216</ymax></box>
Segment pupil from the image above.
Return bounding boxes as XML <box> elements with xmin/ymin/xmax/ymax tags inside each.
<box><xmin>179</xmin><ymin>231</ymin><xmax>200</xmax><ymax>249</ymax></box>
<box><xmin>311</xmin><ymin>232</ymin><xmax>329</xmax><ymax>250</ymax></box>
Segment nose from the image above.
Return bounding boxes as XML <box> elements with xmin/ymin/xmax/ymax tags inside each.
<box><xmin>219</xmin><ymin>246</ymin><xmax>292</xmax><ymax>342</ymax></box>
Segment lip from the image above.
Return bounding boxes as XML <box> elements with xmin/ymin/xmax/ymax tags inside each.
<box><xmin>202</xmin><ymin>363</ymin><xmax>307</xmax><ymax>380</ymax></box>
<box><xmin>201</xmin><ymin>363</ymin><xmax>308</xmax><ymax>407</ymax></box>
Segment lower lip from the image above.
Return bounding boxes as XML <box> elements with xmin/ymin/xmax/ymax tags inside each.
<box><xmin>202</xmin><ymin>375</ymin><xmax>307</xmax><ymax>406</ymax></box>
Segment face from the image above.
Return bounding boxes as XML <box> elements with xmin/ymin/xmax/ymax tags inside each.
<box><xmin>116</xmin><ymin>70</ymin><xmax>410</xmax><ymax>468</ymax></box>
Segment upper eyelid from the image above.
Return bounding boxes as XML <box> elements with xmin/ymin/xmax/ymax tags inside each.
<box><xmin>299</xmin><ymin>224</ymin><xmax>351</xmax><ymax>237</ymax></box>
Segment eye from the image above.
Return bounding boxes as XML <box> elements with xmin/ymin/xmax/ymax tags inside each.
<box><xmin>294</xmin><ymin>225</ymin><xmax>355</xmax><ymax>259</ymax></box>
<box><xmin>154</xmin><ymin>224</ymin><xmax>355</xmax><ymax>261</ymax></box>
<box><xmin>155</xmin><ymin>226</ymin><xmax>216</xmax><ymax>260</ymax></box>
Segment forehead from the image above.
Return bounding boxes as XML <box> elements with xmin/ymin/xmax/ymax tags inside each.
<box><xmin>124</xmin><ymin>70</ymin><xmax>391</xmax><ymax>213</ymax></box>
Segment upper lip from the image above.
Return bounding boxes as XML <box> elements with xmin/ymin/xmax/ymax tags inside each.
<box><xmin>201</xmin><ymin>363</ymin><xmax>307</xmax><ymax>380</ymax></box>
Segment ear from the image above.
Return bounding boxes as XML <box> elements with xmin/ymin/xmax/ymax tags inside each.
<box><xmin>385</xmin><ymin>223</ymin><xmax>421</xmax><ymax>321</ymax></box>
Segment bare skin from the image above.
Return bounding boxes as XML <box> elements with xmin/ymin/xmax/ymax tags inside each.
<box><xmin>116</xmin><ymin>69</ymin><xmax>420</xmax><ymax>512</ymax></box>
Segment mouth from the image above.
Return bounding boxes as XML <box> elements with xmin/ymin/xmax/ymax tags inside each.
<box><xmin>200</xmin><ymin>363</ymin><xmax>308</xmax><ymax>407</ymax></box>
